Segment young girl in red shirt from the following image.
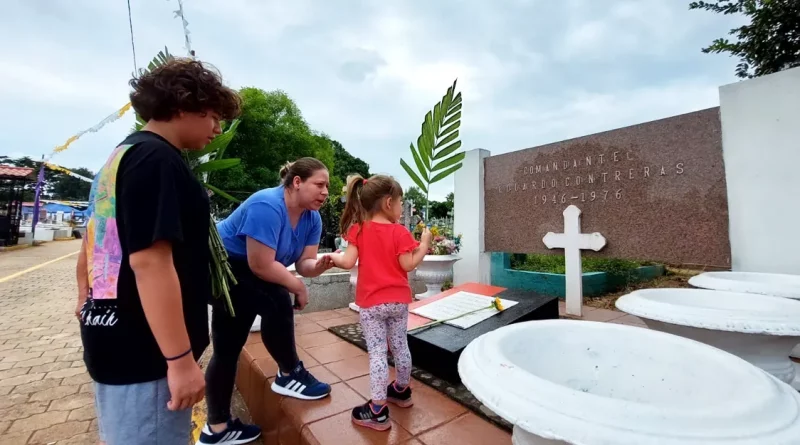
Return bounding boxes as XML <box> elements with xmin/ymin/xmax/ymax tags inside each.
<box><xmin>332</xmin><ymin>174</ymin><xmax>431</xmax><ymax>431</ymax></box>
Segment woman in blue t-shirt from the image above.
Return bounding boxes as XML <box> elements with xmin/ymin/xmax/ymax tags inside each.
<box><xmin>200</xmin><ymin>157</ymin><xmax>336</xmax><ymax>443</ymax></box>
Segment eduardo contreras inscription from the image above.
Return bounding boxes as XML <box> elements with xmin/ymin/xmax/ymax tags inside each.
<box><xmin>498</xmin><ymin>150</ymin><xmax>686</xmax><ymax>206</ymax></box>
<box><xmin>483</xmin><ymin>107</ymin><xmax>731</xmax><ymax>267</ymax></box>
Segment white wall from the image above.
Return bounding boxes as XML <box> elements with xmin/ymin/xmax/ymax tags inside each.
<box><xmin>453</xmin><ymin>149</ymin><xmax>492</xmax><ymax>285</ymax></box>
<box><xmin>719</xmin><ymin>67</ymin><xmax>800</xmax><ymax>274</ymax></box>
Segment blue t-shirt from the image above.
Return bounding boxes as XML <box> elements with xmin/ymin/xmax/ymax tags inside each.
<box><xmin>217</xmin><ymin>186</ymin><xmax>322</xmax><ymax>266</ymax></box>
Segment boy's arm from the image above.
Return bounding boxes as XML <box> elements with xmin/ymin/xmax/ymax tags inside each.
<box><xmin>75</xmin><ymin>239</ymin><xmax>89</xmax><ymax>319</ymax></box>
<box><xmin>131</xmin><ymin>241</ymin><xmax>193</xmax><ymax>358</ymax></box>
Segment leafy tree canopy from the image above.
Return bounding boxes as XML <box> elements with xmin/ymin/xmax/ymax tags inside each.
<box><xmin>0</xmin><ymin>156</ymin><xmax>93</xmax><ymax>201</ymax></box>
<box><xmin>332</xmin><ymin>139</ymin><xmax>370</xmax><ymax>181</ymax></box>
<box><xmin>211</xmin><ymin>87</ymin><xmax>335</xmax><ymax>213</ymax></box>
<box><xmin>404</xmin><ymin>187</ymin><xmax>427</xmax><ymax>213</ymax></box>
<box><xmin>690</xmin><ymin>0</ymin><xmax>800</xmax><ymax>78</ymax></box>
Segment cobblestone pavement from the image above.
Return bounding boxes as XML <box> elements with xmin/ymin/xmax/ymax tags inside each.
<box><xmin>0</xmin><ymin>240</ymin><xmax>257</xmax><ymax>445</ymax></box>
<box><xmin>0</xmin><ymin>240</ymin><xmax>98</xmax><ymax>444</ymax></box>
<box><xmin>1</xmin><ymin>241</ymin><xmax>82</xmax><ymax>279</ymax></box>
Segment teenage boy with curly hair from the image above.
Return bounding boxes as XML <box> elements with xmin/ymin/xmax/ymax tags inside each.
<box><xmin>75</xmin><ymin>59</ymin><xmax>254</xmax><ymax>444</ymax></box>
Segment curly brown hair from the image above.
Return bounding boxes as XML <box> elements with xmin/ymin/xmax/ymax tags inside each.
<box><xmin>129</xmin><ymin>58</ymin><xmax>241</xmax><ymax>122</ymax></box>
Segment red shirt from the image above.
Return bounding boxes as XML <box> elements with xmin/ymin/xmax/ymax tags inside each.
<box><xmin>346</xmin><ymin>221</ymin><xmax>419</xmax><ymax>308</ymax></box>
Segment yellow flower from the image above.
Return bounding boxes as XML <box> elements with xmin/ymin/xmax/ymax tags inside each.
<box><xmin>493</xmin><ymin>297</ymin><xmax>504</xmax><ymax>311</ymax></box>
<box><xmin>431</xmin><ymin>226</ymin><xmax>440</xmax><ymax>237</ymax></box>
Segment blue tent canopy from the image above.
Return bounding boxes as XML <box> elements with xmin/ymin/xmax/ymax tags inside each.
<box><xmin>22</xmin><ymin>202</ymin><xmax>88</xmax><ymax>216</ymax></box>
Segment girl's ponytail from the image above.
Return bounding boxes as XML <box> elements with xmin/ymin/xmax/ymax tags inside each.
<box><xmin>339</xmin><ymin>175</ymin><xmax>366</xmax><ymax>236</ymax></box>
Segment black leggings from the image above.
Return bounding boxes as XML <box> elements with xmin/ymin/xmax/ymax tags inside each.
<box><xmin>205</xmin><ymin>259</ymin><xmax>299</xmax><ymax>424</ymax></box>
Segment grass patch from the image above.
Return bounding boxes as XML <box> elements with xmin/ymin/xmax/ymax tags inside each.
<box><xmin>509</xmin><ymin>253</ymin><xmax>658</xmax><ymax>293</ymax></box>
<box><xmin>510</xmin><ymin>253</ymin><xmax>650</xmax><ymax>275</ymax></box>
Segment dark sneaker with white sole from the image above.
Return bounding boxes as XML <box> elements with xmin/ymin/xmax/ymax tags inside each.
<box><xmin>196</xmin><ymin>418</ymin><xmax>261</xmax><ymax>445</ymax></box>
<box><xmin>271</xmin><ymin>361</ymin><xmax>331</xmax><ymax>400</ymax></box>
<box><xmin>352</xmin><ymin>401</ymin><xmax>391</xmax><ymax>431</ymax></box>
<box><xmin>387</xmin><ymin>381</ymin><xmax>413</xmax><ymax>407</ymax></box>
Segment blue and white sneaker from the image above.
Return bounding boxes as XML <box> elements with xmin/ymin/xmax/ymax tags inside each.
<box><xmin>196</xmin><ymin>418</ymin><xmax>261</xmax><ymax>445</ymax></box>
<box><xmin>271</xmin><ymin>361</ymin><xmax>331</xmax><ymax>400</ymax></box>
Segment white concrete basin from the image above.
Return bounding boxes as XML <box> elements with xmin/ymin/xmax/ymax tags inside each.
<box><xmin>689</xmin><ymin>271</ymin><xmax>800</xmax><ymax>387</ymax></box>
<box><xmin>616</xmin><ymin>288</ymin><xmax>800</xmax><ymax>388</ymax></box>
<box><xmin>458</xmin><ymin>319</ymin><xmax>800</xmax><ymax>444</ymax></box>
<box><xmin>689</xmin><ymin>271</ymin><xmax>800</xmax><ymax>299</ymax></box>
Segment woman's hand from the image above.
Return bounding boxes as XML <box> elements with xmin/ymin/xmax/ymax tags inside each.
<box><xmin>315</xmin><ymin>255</ymin><xmax>335</xmax><ymax>273</ymax></box>
<box><xmin>293</xmin><ymin>279</ymin><xmax>309</xmax><ymax>310</ymax></box>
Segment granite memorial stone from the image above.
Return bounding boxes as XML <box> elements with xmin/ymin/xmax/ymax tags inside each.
<box><xmin>484</xmin><ymin>107</ymin><xmax>730</xmax><ymax>267</ymax></box>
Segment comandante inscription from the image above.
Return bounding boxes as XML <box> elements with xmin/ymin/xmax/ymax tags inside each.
<box><xmin>482</xmin><ymin>107</ymin><xmax>730</xmax><ymax>267</ymax></box>
<box><xmin>496</xmin><ymin>150</ymin><xmax>685</xmax><ymax>205</ymax></box>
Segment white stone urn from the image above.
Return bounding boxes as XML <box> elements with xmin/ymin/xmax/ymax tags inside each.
<box><xmin>458</xmin><ymin>319</ymin><xmax>800</xmax><ymax>445</ymax></box>
<box><xmin>688</xmin><ymin>271</ymin><xmax>800</xmax><ymax>388</ymax></box>
<box><xmin>616</xmin><ymin>288</ymin><xmax>800</xmax><ymax>388</ymax></box>
<box><xmin>415</xmin><ymin>254</ymin><xmax>460</xmax><ymax>300</ymax></box>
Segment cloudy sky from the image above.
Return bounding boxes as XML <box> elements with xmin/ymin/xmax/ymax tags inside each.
<box><xmin>1</xmin><ymin>0</ymin><xmax>742</xmax><ymax>201</ymax></box>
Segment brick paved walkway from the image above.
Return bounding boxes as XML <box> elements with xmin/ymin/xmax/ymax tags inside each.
<box><xmin>0</xmin><ymin>240</ymin><xmax>99</xmax><ymax>444</ymax></box>
<box><xmin>0</xmin><ymin>240</ymin><xmax>82</xmax><ymax>278</ymax></box>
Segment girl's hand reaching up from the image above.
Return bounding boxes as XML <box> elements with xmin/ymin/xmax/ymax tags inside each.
<box><xmin>421</xmin><ymin>227</ymin><xmax>433</xmax><ymax>246</ymax></box>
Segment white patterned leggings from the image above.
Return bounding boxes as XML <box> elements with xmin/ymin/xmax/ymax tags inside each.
<box><xmin>360</xmin><ymin>302</ymin><xmax>412</xmax><ymax>401</ymax></box>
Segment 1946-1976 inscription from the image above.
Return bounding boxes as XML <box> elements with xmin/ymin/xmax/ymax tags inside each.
<box><xmin>496</xmin><ymin>150</ymin><xmax>685</xmax><ymax>205</ymax></box>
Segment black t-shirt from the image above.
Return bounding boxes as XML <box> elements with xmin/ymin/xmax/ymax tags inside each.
<box><xmin>80</xmin><ymin>131</ymin><xmax>211</xmax><ymax>385</ymax></box>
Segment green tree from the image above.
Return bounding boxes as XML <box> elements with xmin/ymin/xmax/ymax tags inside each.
<box><xmin>212</xmin><ymin>88</ymin><xmax>335</xmax><ymax>214</ymax></box>
<box><xmin>690</xmin><ymin>0</ymin><xmax>800</xmax><ymax>78</ymax></box>
<box><xmin>50</xmin><ymin>167</ymin><xmax>94</xmax><ymax>200</ymax></box>
<box><xmin>429</xmin><ymin>200</ymin><xmax>450</xmax><ymax>219</ymax></box>
<box><xmin>404</xmin><ymin>187</ymin><xmax>427</xmax><ymax>213</ymax></box>
<box><xmin>319</xmin><ymin>175</ymin><xmax>345</xmax><ymax>246</ymax></box>
<box><xmin>332</xmin><ymin>140</ymin><xmax>370</xmax><ymax>181</ymax></box>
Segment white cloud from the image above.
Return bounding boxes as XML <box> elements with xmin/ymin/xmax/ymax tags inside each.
<box><xmin>0</xmin><ymin>0</ymin><xmax>742</xmax><ymax>204</ymax></box>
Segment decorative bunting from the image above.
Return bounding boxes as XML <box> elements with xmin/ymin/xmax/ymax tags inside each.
<box><xmin>44</xmin><ymin>162</ymin><xmax>94</xmax><ymax>183</ymax></box>
<box><xmin>50</xmin><ymin>102</ymin><xmax>132</xmax><ymax>157</ymax></box>
<box><xmin>171</xmin><ymin>0</ymin><xmax>193</xmax><ymax>57</ymax></box>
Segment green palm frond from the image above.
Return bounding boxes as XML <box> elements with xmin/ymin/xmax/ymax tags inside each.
<box><xmin>400</xmin><ymin>79</ymin><xmax>465</xmax><ymax>214</ymax></box>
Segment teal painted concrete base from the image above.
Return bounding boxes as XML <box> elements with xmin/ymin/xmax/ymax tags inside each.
<box><xmin>490</xmin><ymin>252</ymin><xmax>665</xmax><ymax>297</ymax></box>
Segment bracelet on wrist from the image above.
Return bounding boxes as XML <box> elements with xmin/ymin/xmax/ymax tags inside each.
<box><xmin>165</xmin><ymin>347</ymin><xmax>193</xmax><ymax>362</ymax></box>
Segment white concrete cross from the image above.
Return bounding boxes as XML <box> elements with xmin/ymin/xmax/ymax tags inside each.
<box><xmin>543</xmin><ymin>205</ymin><xmax>607</xmax><ymax>317</ymax></box>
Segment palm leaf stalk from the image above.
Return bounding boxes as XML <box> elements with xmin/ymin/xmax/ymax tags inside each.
<box><xmin>179</xmin><ymin>120</ymin><xmax>242</xmax><ymax>316</ymax></box>
<box><xmin>208</xmin><ymin>214</ymin><xmax>237</xmax><ymax>315</ymax></box>
<box><xmin>400</xmin><ymin>79</ymin><xmax>465</xmax><ymax>218</ymax></box>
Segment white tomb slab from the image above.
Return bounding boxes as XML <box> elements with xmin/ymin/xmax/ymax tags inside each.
<box><xmin>410</xmin><ymin>291</ymin><xmax>518</xmax><ymax>329</ymax></box>
<box><xmin>542</xmin><ymin>205</ymin><xmax>606</xmax><ymax>317</ymax></box>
